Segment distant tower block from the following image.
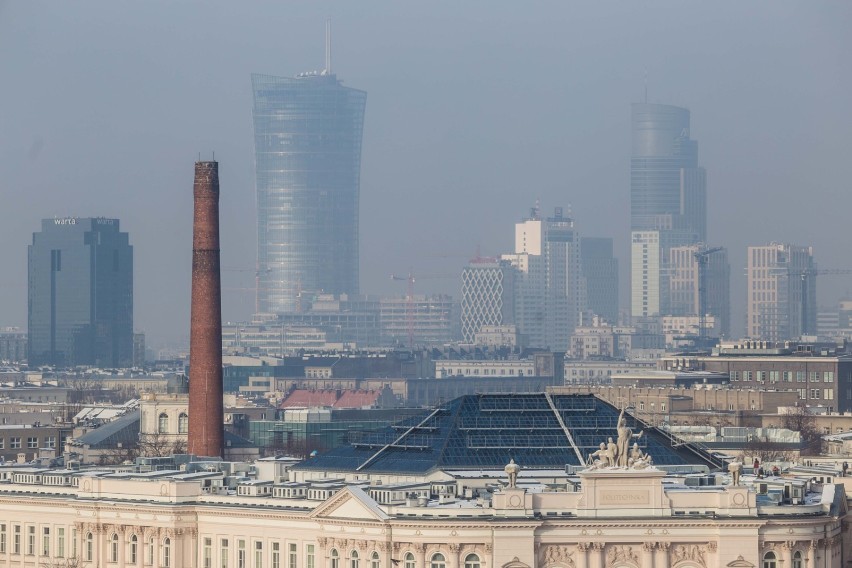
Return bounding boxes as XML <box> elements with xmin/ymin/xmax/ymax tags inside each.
<box><xmin>188</xmin><ymin>160</ymin><xmax>224</xmax><ymax>457</ymax></box>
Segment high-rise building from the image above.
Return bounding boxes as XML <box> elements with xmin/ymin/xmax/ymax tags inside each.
<box><xmin>503</xmin><ymin>206</ymin><xmax>582</xmax><ymax>350</ymax></box>
<box><xmin>460</xmin><ymin>259</ymin><xmax>516</xmax><ymax>343</ymax></box>
<box><xmin>28</xmin><ymin>218</ymin><xmax>133</xmax><ymax>367</ymax></box>
<box><xmin>630</xmin><ymin>103</ymin><xmax>706</xmax><ymax>318</ymax></box>
<box><xmin>251</xmin><ymin>65</ymin><xmax>366</xmax><ymax>314</ymax></box>
<box><xmin>668</xmin><ymin>244</ymin><xmax>730</xmax><ymax>337</ymax></box>
<box><xmin>580</xmin><ymin>237</ymin><xmax>618</xmax><ymax>325</ymax></box>
<box><xmin>746</xmin><ymin>243</ymin><xmax>816</xmax><ymax>340</ymax></box>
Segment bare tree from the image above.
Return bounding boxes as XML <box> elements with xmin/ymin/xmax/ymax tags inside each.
<box><xmin>40</xmin><ymin>557</ymin><xmax>85</xmax><ymax>568</ymax></box>
<box><xmin>744</xmin><ymin>434</ymin><xmax>796</xmax><ymax>463</ymax></box>
<box><xmin>780</xmin><ymin>406</ymin><xmax>822</xmax><ymax>456</ymax></box>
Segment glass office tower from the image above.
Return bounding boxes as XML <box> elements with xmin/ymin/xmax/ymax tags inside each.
<box><xmin>28</xmin><ymin>218</ymin><xmax>133</xmax><ymax>367</ymax></box>
<box><xmin>630</xmin><ymin>103</ymin><xmax>707</xmax><ymax>317</ymax></box>
<box><xmin>252</xmin><ymin>72</ymin><xmax>367</xmax><ymax>314</ymax></box>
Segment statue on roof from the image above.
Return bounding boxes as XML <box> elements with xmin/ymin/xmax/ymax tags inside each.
<box><xmin>504</xmin><ymin>459</ymin><xmax>520</xmax><ymax>488</ymax></box>
<box><xmin>616</xmin><ymin>408</ymin><xmax>643</xmax><ymax>467</ymax></box>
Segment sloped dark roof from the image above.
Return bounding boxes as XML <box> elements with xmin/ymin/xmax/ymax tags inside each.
<box><xmin>73</xmin><ymin>409</ymin><xmax>140</xmax><ymax>449</ymax></box>
<box><xmin>295</xmin><ymin>393</ymin><xmax>719</xmax><ymax>474</ymax></box>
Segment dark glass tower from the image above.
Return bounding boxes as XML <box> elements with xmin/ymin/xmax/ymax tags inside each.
<box><xmin>28</xmin><ymin>218</ymin><xmax>133</xmax><ymax>367</ymax></box>
<box><xmin>630</xmin><ymin>103</ymin><xmax>706</xmax><ymax>241</ymax></box>
<box><xmin>251</xmin><ymin>71</ymin><xmax>367</xmax><ymax>314</ymax></box>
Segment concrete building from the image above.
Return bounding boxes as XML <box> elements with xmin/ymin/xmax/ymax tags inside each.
<box><xmin>0</xmin><ymin>329</ymin><xmax>27</xmax><ymax>363</ymax></box>
<box><xmin>747</xmin><ymin>243</ymin><xmax>816</xmax><ymax>340</ymax></box>
<box><xmin>378</xmin><ymin>294</ymin><xmax>457</xmax><ymax>347</ymax></box>
<box><xmin>503</xmin><ymin>206</ymin><xmax>582</xmax><ymax>350</ymax></box>
<box><xmin>28</xmin><ymin>217</ymin><xmax>133</xmax><ymax>367</ymax></box>
<box><xmin>460</xmin><ymin>259</ymin><xmax>515</xmax><ymax>343</ymax></box>
<box><xmin>668</xmin><ymin>244</ymin><xmax>730</xmax><ymax>337</ymax></box>
<box><xmin>659</xmin><ymin>340</ymin><xmax>852</xmax><ymax>412</ymax></box>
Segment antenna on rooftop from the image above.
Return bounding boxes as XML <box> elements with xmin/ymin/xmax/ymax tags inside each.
<box><xmin>325</xmin><ymin>18</ymin><xmax>332</xmax><ymax>74</ymax></box>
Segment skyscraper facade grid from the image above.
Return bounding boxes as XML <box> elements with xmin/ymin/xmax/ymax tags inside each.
<box><xmin>28</xmin><ymin>218</ymin><xmax>133</xmax><ymax>367</ymax></box>
<box><xmin>251</xmin><ymin>72</ymin><xmax>367</xmax><ymax>314</ymax></box>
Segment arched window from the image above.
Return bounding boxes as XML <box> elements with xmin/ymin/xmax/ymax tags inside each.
<box><xmin>110</xmin><ymin>533</ymin><xmax>119</xmax><ymax>562</ymax></box>
<box><xmin>370</xmin><ymin>551</ymin><xmax>380</xmax><ymax>568</ymax></box>
<box><xmin>85</xmin><ymin>533</ymin><xmax>93</xmax><ymax>562</ymax></box>
<box><xmin>330</xmin><ymin>549</ymin><xmax>340</xmax><ymax>568</ymax></box>
<box><xmin>350</xmin><ymin>550</ymin><xmax>360</xmax><ymax>568</ymax></box>
<box><xmin>792</xmin><ymin>551</ymin><xmax>803</xmax><ymax>568</ymax></box>
<box><xmin>178</xmin><ymin>413</ymin><xmax>189</xmax><ymax>434</ymax></box>
<box><xmin>763</xmin><ymin>551</ymin><xmax>777</xmax><ymax>568</ymax></box>
<box><xmin>464</xmin><ymin>555</ymin><xmax>480</xmax><ymax>568</ymax></box>
<box><xmin>158</xmin><ymin>413</ymin><xmax>169</xmax><ymax>434</ymax></box>
<box><xmin>404</xmin><ymin>553</ymin><xmax>415</xmax><ymax>568</ymax></box>
<box><xmin>430</xmin><ymin>553</ymin><xmax>446</xmax><ymax>568</ymax></box>
<box><xmin>130</xmin><ymin>534</ymin><xmax>138</xmax><ymax>564</ymax></box>
<box><xmin>163</xmin><ymin>537</ymin><xmax>171</xmax><ymax>568</ymax></box>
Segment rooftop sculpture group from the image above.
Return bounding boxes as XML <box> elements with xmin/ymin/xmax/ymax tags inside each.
<box><xmin>586</xmin><ymin>408</ymin><xmax>653</xmax><ymax>470</ymax></box>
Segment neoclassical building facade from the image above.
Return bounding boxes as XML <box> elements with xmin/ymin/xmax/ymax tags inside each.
<box><xmin>0</xmin><ymin>461</ymin><xmax>847</xmax><ymax>568</ymax></box>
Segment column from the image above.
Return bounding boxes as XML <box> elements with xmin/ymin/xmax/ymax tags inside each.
<box><xmin>654</xmin><ymin>543</ymin><xmax>670</xmax><ymax>568</ymax></box>
<box><xmin>415</xmin><ymin>543</ymin><xmax>427</xmax><ymax>568</ymax></box>
<box><xmin>575</xmin><ymin>543</ymin><xmax>589</xmax><ymax>568</ymax></box>
<box><xmin>118</xmin><ymin>526</ymin><xmax>126</xmax><ymax>567</ymax></box>
<box><xmin>782</xmin><ymin>542</ymin><xmax>793</xmax><ymax>568</ymax></box>
<box><xmin>805</xmin><ymin>540</ymin><xmax>816</xmax><ymax>568</ymax></box>
<box><xmin>448</xmin><ymin>544</ymin><xmax>460</xmax><ymax>568</ymax></box>
<box><xmin>589</xmin><ymin>543</ymin><xmax>604</xmax><ymax>568</ymax></box>
<box><xmin>642</xmin><ymin>543</ymin><xmax>655</xmax><ymax>568</ymax></box>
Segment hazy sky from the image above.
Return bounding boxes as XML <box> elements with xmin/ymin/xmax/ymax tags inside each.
<box><xmin>1</xmin><ymin>2</ymin><xmax>850</xmax><ymax>347</ymax></box>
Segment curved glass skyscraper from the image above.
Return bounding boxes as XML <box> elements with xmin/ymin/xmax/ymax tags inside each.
<box><xmin>252</xmin><ymin>72</ymin><xmax>367</xmax><ymax>314</ymax></box>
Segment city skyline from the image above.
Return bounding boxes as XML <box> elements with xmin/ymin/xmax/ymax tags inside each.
<box><xmin>0</xmin><ymin>3</ymin><xmax>850</xmax><ymax>346</ymax></box>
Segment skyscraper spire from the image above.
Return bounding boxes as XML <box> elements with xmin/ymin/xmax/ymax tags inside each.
<box><xmin>325</xmin><ymin>18</ymin><xmax>332</xmax><ymax>75</ymax></box>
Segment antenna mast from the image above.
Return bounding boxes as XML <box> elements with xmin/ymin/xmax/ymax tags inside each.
<box><xmin>325</xmin><ymin>18</ymin><xmax>332</xmax><ymax>74</ymax></box>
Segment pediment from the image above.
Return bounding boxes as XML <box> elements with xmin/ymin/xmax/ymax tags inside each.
<box><xmin>502</xmin><ymin>558</ymin><xmax>531</xmax><ymax>568</ymax></box>
<box><xmin>726</xmin><ymin>556</ymin><xmax>755</xmax><ymax>568</ymax></box>
<box><xmin>310</xmin><ymin>486</ymin><xmax>389</xmax><ymax>521</ymax></box>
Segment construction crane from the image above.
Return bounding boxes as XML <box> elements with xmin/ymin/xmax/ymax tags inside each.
<box><xmin>693</xmin><ymin>247</ymin><xmax>724</xmax><ymax>340</ymax></box>
<box><xmin>797</xmin><ymin>269</ymin><xmax>852</xmax><ymax>335</ymax></box>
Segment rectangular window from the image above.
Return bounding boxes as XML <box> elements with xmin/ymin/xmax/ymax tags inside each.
<box><xmin>13</xmin><ymin>526</ymin><xmax>19</xmax><ymax>555</ymax></box>
<box><xmin>743</xmin><ymin>371</ymin><xmax>752</xmax><ymax>382</ymax></box>
<box><xmin>798</xmin><ymin>388</ymin><xmax>807</xmax><ymax>400</ymax></box>
<box><xmin>0</xmin><ymin>524</ymin><xmax>6</xmax><ymax>553</ymax></box>
<box><xmin>204</xmin><ymin>538</ymin><xmax>213</xmax><ymax>568</ymax></box>
<box><xmin>0</xmin><ymin>438</ymin><xmax>4</xmax><ymax>449</ymax></box>
<box><xmin>730</xmin><ymin>371</ymin><xmax>739</xmax><ymax>382</ymax></box>
<box><xmin>71</xmin><ymin>529</ymin><xmax>76</xmax><ymax>558</ymax></box>
<box><xmin>272</xmin><ymin>543</ymin><xmax>280</xmax><ymax>568</ymax></box>
<box><xmin>783</xmin><ymin>371</ymin><xmax>792</xmax><ymax>382</ymax></box>
<box><xmin>810</xmin><ymin>372</ymin><xmax>819</xmax><ymax>382</ymax></box>
<box><xmin>10</xmin><ymin>437</ymin><xmax>21</xmax><ymax>449</ymax></box>
<box><xmin>769</xmin><ymin>371</ymin><xmax>779</xmax><ymax>383</ymax></box>
<box><xmin>810</xmin><ymin>389</ymin><xmax>821</xmax><ymax>400</ymax></box>
<box><xmin>824</xmin><ymin>389</ymin><xmax>834</xmax><ymax>400</ymax></box>
<box><xmin>255</xmin><ymin>542</ymin><xmax>263</xmax><ymax>568</ymax></box>
<box><xmin>306</xmin><ymin>545</ymin><xmax>315</xmax><ymax>568</ymax></box>
<box><xmin>756</xmin><ymin>371</ymin><xmax>765</xmax><ymax>382</ymax></box>
<box><xmin>797</xmin><ymin>371</ymin><xmax>806</xmax><ymax>382</ymax></box>
<box><xmin>824</xmin><ymin>371</ymin><xmax>834</xmax><ymax>383</ymax></box>
<box><xmin>42</xmin><ymin>527</ymin><xmax>50</xmax><ymax>556</ymax></box>
<box><xmin>289</xmin><ymin>543</ymin><xmax>297</xmax><ymax>568</ymax></box>
<box><xmin>239</xmin><ymin>540</ymin><xmax>246</xmax><ymax>568</ymax></box>
<box><xmin>27</xmin><ymin>437</ymin><xmax>38</xmax><ymax>449</ymax></box>
<box><xmin>221</xmin><ymin>539</ymin><xmax>230</xmax><ymax>568</ymax></box>
<box><xmin>57</xmin><ymin>528</ymin><xmax>65</xmax><ymax>558</ymax></box>
<box><xmin>27</xmin><ymin>526</ymin><xmax>35</xmax><ymax>555</ymax></box>
<box><xmin>45</xmin><ymin>436</ymin><xmax>56</xmax><ymax>449</ymax></box>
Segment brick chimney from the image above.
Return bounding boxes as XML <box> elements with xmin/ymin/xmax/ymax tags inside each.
<box><xmin>188</xmin><ymin>161</ymin><xmax>224</xmax><ymax>457</ymax></box>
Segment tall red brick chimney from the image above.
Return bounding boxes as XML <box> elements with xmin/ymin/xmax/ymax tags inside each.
<box><xmin>188</xmin><ymin>160</ymin><xmax>224</xmax><ymax>457</ymax></box>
